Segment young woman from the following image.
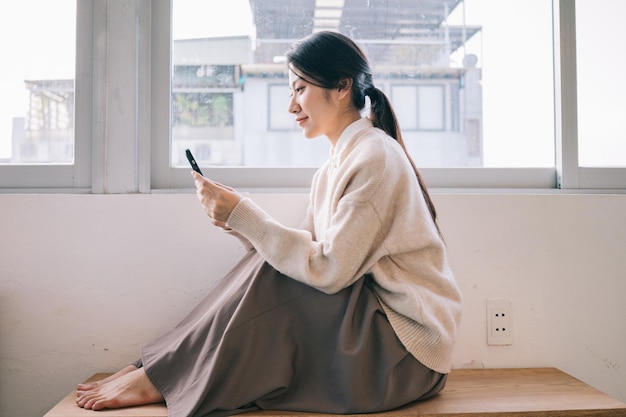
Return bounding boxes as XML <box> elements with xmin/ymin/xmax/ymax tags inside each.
<box><xmin>76</xmin><ymin>30</ymin><xmax>462</xmax><ymax>417</ymax></box>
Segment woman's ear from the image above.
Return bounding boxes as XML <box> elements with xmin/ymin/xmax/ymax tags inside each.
<box><xmin>336</xmin><ymin>77</ymin><xmax>353</xmax><ymax>103</ymax></box>
<box><xmin>337</xmin><ymin>77</ymin><xmax>353</xmax><ymax>92</ymax></box>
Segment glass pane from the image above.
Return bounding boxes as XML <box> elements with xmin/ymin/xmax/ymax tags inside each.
<box><xmin>0</xmin><ymin>0</ymin><xmax>76</xmax><ymax>164</ymax></box>
<box><xmin>418</xmin><ymin>86</ymin><xmax>445</xmax><ymax>131</ymax></box>
<box><xmin>391</xmin><ymin>86</ymin><xmax>419</xmax><ymax>131</ymax></box>
<box><xmin>172</xmin><ymin>0</ymin><xmax>554</xmax><ymax>168</ymax></box>
<box><xmin>576</xmin><ymin>0</ymin><xmax>626</xmax><ymax>167</ymax></box>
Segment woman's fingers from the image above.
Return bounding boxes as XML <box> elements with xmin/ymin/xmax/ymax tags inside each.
<box><xmin>191</xmin><ymin>171</ymin><xmax>241</xmax><ymax>223</ymax></box>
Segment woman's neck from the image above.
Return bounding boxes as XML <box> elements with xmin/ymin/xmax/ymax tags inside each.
<box><xmin>326</xmin><ymin>112</ymin><xmax>362</xmax><ymax>146</ymax></box>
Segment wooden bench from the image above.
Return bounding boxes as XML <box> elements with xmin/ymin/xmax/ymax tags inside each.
<box><xmin>44</xmin><ymin>368</ymin><xmax>626</xmax><ymax>417</ymax></box>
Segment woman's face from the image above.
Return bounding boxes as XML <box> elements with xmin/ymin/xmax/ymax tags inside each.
<box><xmin>288</xmin><ymin>66</ymin><xmax>343</xmax><ymax>143</ymax></box>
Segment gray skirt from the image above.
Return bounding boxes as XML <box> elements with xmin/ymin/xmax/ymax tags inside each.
<box><xmin>139</xmin><ymin>250</ymin><xmax>446</xmax><ymax>417</ymax></box>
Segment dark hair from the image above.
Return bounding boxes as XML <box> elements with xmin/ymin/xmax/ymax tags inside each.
<box><xmin>285</xmin><ymin>31</ymin><xmax>441</xmax><ymax>236</ymax></box>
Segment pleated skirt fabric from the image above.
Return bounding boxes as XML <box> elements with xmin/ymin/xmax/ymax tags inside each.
<box><xmin>139</xmin><ymin>250</ymin><xmax>446</xmax><ymax>417</ymax></box>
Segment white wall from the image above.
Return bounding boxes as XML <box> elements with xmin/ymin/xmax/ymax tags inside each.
<box><xmin>1</xmin><ymin>192</ymin><xmax>625</xmax><ymax>417</ymax></box>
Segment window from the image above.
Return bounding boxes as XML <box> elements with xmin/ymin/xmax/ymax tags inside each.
<box><xmin>171</xmin><ymin>62</ymin><xmax>239</xmax><ymax>166</ymax></box>
<box><xmin>0</xmin><ymin>0</ymin><xmax>76</xmax><ymax>165</ymax></box>
<box><xmin>1</xmin><ymin>0</ymin><xmax>624</xmax><ymax>192</ymax></box>
<box><xmin>269</xmin><ymin>85</ymin><xmax>296</xmax><ymax>131</ymax></box>
<box><xmin>392</xmin><ymin>86</ymin><xmax>420</xmax><ymax>131</ymax></box>
<box><xmin>157</xmin><ymin>0</ymin><xmax>559</xmax><ymax>189</ymax></box>
<box><xmin>575</xmin><ymin>0</ymin><xmax>626</xmax><ymax>168</ymax></box>
<box><xmin>553</xmin><ymin>0</ymin><xmax>625</xmax><ymax>189</ymax></box>
<box><xmin>391</xmin><ymin>85</ymin><xmax>447</xmax><ymax>132</ymax></box>
<box><xmin>0</xmin><ymin>0</ymin><xmax>91</xmax><ymax>189</ymax></box>
<box><xmin>167</xmin><ymin>0</ymin><xmax>555</xmax><ymax>170</ymax></box>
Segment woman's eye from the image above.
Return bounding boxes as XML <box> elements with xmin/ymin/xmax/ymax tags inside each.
<box><xmin>289</xmin><ymin>87</ymin><xmax>304</xmax><ymax>97</ymax></box>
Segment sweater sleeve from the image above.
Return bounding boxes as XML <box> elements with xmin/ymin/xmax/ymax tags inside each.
<box><xmin>225</xmin><ymin>192</ymin><xmax>385</xmax><ymax>294</ymax></box>
<box><xmin>222</xmin><ymin>228</ymin><xmax>255</xmax><ymax>252</ymax></box>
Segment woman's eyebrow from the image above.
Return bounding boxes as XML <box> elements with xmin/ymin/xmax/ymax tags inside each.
<box><xmin>289</xmin><ymin>77</ymin><xmax>306</xmax><ymax>91</ymax></box>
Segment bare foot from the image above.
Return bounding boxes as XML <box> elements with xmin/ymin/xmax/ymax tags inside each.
<box><xmin>76</xmin><ymin>367</ymin><xmax>164</xmax><ymax>411</ymax></box>
<box><xmin>76</xmin><ymin>364</ymin><xmax>138</xmax><ymax>392</ymax></box>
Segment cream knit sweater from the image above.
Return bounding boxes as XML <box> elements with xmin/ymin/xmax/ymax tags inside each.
<box><xmin>227</xmin><ymin>118</ymin><xmax>462</xmax><ymax>374</ymax></box>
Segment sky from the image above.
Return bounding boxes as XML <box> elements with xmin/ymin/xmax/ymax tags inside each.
<box><xmin>0</xmin><ymin>0</ymin><xmax>623</xmax><ymax>167</ymax></box>
<box><xmin>448</xmin><ymin>0</ymin><xmax>555</xmax><ymax>167</ymax></box>
<box><xmin>172</xmin><ymin>0</ymin><xmax>254</xmax><ymax>40</ymax></box>
<box><xmin>573</xmin><ymin>0</ymin><xmax>626</xmax><ymax>166</ymax></box>
<box><xmin>0</xmin><ymin>0</ymin><xmax>76</xmax><ymax>160</ymax></box>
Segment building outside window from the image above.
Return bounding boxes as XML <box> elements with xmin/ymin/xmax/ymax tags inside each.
<box><xmin>172</xmin><ymin>0</ymin><xmax>485</xmax><ymax>169</ymax></box>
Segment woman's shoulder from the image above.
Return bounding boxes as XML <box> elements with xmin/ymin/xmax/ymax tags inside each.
<box><xmin>347</xmin><ymin>127</ymin><xmax>410</xmax><ymax>171</ymax></box>
<box><xmin>336</xmin><ymin>128</ymin><xmax>415</xmax><ymax>201</ymax></box>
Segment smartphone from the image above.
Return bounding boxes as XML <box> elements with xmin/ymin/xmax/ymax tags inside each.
<box><xmin>185</xmin><ymin>149</ymin><xmax>203</xmax><ymax>176</ymax></box>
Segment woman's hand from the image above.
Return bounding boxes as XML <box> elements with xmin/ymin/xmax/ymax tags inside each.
<box><xmin>192</xmin><ymin>171</ymin><xmax>242</xmax><ymax>229</ymax></box>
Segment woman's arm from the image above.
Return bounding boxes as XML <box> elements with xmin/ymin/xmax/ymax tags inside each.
<box><xmin>226</xmin><ymin>195</ymin><xmax>385</xmax><ymax>294</ymax></box>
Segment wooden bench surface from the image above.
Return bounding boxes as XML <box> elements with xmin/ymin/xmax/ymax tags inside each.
<box><xmin>44</xmin><ymin>367</ymin><xmax>626</xmax><ymax>417</ymax></box>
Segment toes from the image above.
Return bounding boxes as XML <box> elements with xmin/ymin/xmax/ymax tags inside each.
<box><xmin>76</xmin><ymin>391</ymin><xmax>97</xmax><ymax>409</ymax></box>
<box><xmin>82</xmin><ymin>396</ymin><xmax>100</xmax><ymax>410</ymax></box>
<box><xmin>76</xmin><ymin>388</ymin><xmax>89</xmax><ymax>398</ymax></box>
<box><xmin>91</xmin><ymin>399</ymin><xmax>108</xmax><ymax>411</ymax></box>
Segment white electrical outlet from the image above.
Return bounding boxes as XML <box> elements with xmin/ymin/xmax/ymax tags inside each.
<box><xmin>487</xmin><ymin>299</ymin><xmax>513</xmax><ymax>346</ymax></box>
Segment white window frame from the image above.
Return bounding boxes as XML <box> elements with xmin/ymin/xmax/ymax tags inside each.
<box><xmin>151</xmin><ymin>1</ymin><xmax>558</xmax><ymax>191</ymax></box>
<box><xmin>553</xmin><ymin>0</ymin><xmax>625</xmax><ymax>190</ymax></box>
<box><xmin>1</xmin><ymin>0</ymin><xmax>624</xmax><ymax>193</ymax></box>
<box><xmin>0</xmin><ymin>1</ymin><xmax>92</xmax><ymax>191</ymax></box>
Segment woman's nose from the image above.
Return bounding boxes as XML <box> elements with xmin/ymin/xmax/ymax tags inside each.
<box><xmin>288</xmin><ymin>96</ymin><xmax>299</xmax><ymax>114</ymax></box>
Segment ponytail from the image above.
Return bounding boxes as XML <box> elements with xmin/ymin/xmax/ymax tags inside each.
<box><xmin>367</xmin><ymin>87</ymin><xmax>442</xmax><ymax>238</ymax></box>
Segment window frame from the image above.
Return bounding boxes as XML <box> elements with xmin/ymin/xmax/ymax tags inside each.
<box><xmin>0</xmin><ymin>0</ymin><xmax>92</xmax><ymax>191</ymax></box>
<box><xmin>151</xmin><ymin>0</ymin><xmax>561</xmax><ymax>191</ymax></box>
<box><xmin>554</xmin><ymin>0</ymin><xmax>626</xmax><ymax>190</ymax></box>
<box><xmin>1</xmin><ymin>0</ymin><xmax>624</xmax><ymax>193</ymax></box>
<box><xmin>154</xmin><ymin>0</ymin><xmax>619</xmax><ymax>191</ymax></box>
